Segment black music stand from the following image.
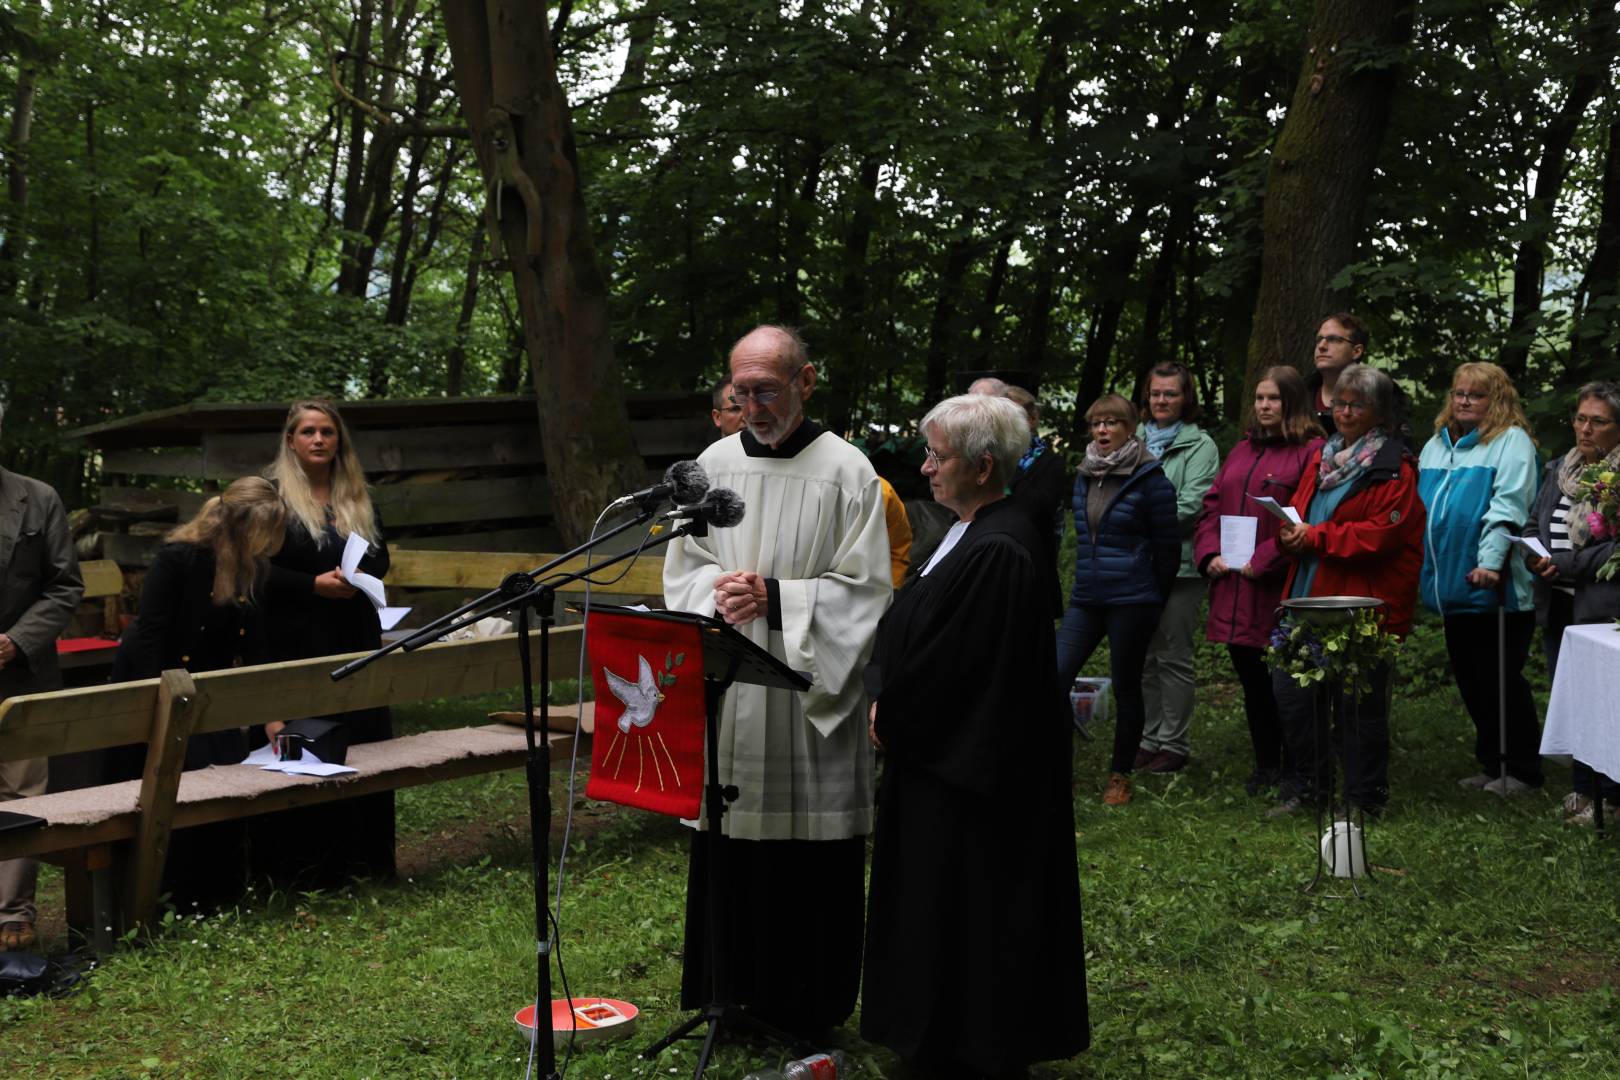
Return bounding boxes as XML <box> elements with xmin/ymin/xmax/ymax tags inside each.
<box><xmin>584</xmin><ymin>606</ymin><xmax>813</xmax><ymax>1079</ymax></box>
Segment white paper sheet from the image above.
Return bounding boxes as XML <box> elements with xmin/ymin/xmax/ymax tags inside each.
<box><xmin>1508</xmin><ymin>535</ymin><xmax>1551</xmax><ymax>560</ymax></box>
<box><xmin>379</xmin><ymin>606</ymin><xmax>411</xmax><ymax>631</ymax></box>
<box><xmin>340</xmin><ymin>531</ymin><xmax>389</xmax><ymax>611</ymax></box>
<box><xmin>1248</xmin><ymin>494</ymin><xmax>1303</xmax><ymax>525</ymax></box>
<box><xmin>240</xmin><ymin>743</ymin><xmax>358</xmax><ymax>777</ymax></box>
<box><xmin>1219</xmin><ymin>515</ymin><xmax>1258</xmax><ymax>570</ymax></box>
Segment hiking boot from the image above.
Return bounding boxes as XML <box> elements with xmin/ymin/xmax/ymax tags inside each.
<box><xmin>1484</xmin><ymin>775</ymin><xmax>1534</xmax><ymax>796</ymax></box>
<box><xmin>1133</xmin><ymin>746</ymin><xmax>1155</xmax><ymax>770</ymax></box>
<box><xmin>1147</xmin><ymin>750</ymin><xmax>1188</xmax><ymax>774</ymax></box>
<box><xmin>1457</xmin><ymin>773</ymin><xmax>1492</xmax><ymax>789</ymax></box>
<box><xmin>1103</xmin><ymin>772</ymin><xmax>1133</xmax><ymax>806</ymax></box>
<box><xmin>0</xmin><ymin>921</ymin><xmax>37</xmax><ymax>951</ymax></box>
<box><xmin>1265</xmin><ymin>795</ymin><xmax>1304</xmax><ymax>818</ymax></box>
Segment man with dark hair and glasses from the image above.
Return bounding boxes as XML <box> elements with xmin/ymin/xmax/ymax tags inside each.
<box><xmin>1305</xmin><ymin>312</ymin><xmax>1411</xmax><ymax>444</ymax></box>
<box><xmin>664</xmin><ymin>324</ymin><xmax>892</xmax><ymax>1040</ymax></box>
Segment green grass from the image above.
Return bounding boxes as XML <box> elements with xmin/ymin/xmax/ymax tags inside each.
<box><xmin>4</xmin><ymin>673</ymin><xmax>1619</xmax><ymax>1078</ymax></box>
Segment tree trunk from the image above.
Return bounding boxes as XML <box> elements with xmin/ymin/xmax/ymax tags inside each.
<box><xmin>1570</xmin><ymin>110</ymin><xmax>1620</xmax><ymax>378</ymax></box>
<box><xmin>1243</xmin><ymin>0</ymin><xmax>1414</xmax><ymax>389</ymax></box>
<box><xmin>921</xmin><ymin>214</ymin><xmax>976</xmax><ymax>405</ymax></box>
<box><xmin>1499</xmin><ymin>0</ymin><xmax>1617</xmax><ymax>380</ymax></box>
<box><xmin>442</xmin><ymin>0</ymin><xmax>647</xmax><ymax>545</ymax></box>
<box><xmin>446</xmin><ymin>222</ymin><xmax>486</xmax><ymax>397</ymax></box>
<box><xmin>0</xmin><ymin>1</ymin><xmax>43</xmax><ymax>299</ymax></box>
<box><xmin>1071</xmin><ymin>204</ymin><xmax>1145</xmax><ymax>444</ymax></box>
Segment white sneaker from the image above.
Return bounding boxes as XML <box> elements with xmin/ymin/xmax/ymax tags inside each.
<box><xmin>1484</xmin><ymin>775</ymin><xmax>1533</xmax><ymax>796</ymax></box>
<box><xmin>1457</xmin><ymin>773</ymin><xmax>1492</xmax><ymax>789</ymax></box>
<box><xmin>1562</xmin><ymin>791</ymin><xmax>1591</xmax><ymax>815</ymax></box>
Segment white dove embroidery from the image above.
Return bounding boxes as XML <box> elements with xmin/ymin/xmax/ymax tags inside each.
<box><xmin>605</xmin><ymin>655</ymin><xmax>665</xmax><ymax>734</ymax></box>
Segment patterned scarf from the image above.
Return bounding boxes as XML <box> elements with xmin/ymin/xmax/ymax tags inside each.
<box><xmin>1317</xmin><ymin>427</ymin><xmax>1388</xmax><ymax>491</ymax></box>
<box><xmin>1080</xmin><ymin>436</ymin><xmax>1143</xmax><ymax>476</ymax></box>
<box><xmin>1144</xmin><ymin>420</ymin><xmax>1182</xmax><ymax>458</ymax></box>
<box><xmin>1016</xmin><ymin>434</ymin><xmax>1045</xmax><ymax>477</ymax></box>
<box><xmin>1562</xmin><ymin>443</ymin><xmax>1620</xmax><ymax>549</ymax></box>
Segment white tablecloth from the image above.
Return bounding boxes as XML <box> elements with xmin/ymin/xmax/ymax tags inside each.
<box><xmin>1541</xmin><ymin>623</ymin><xmax>1620</xmax><ymax>780</ymax></box>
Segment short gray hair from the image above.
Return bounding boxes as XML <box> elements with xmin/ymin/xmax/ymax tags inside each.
<box><xmin>1335</xmin><ymin>364</ymin><xmax>1396</xmax><ymax>429</ymax></box>
<box><xmin>921</xmin><ymin>393</ymin><xmax>1029</xmax><ymax>488</ymax></box>
<box><xmin>1576</xmin><ymin>381</ymin><xmax>1620</xmax><ymax>423</ymax></box>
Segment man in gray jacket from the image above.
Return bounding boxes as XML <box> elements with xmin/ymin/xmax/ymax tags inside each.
<box><xmin>0</xmin><ymin>403</ymin><xmax>84</xmax><ymax>951</ymax></box>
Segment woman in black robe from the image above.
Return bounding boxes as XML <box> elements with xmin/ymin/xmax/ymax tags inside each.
<box><xmin>253</xmin><ymin>398</ymin><xmax>394</xmax><ymax>887</ymax></box>
<box><xmin>109</xmin><ymin>477</ymin><xmax>287</xmax><ymax>911</ymax></box>
<box><xmin>862</xmin><ymin>393</ymin><xmax>1089</xmax><ymax>1076</ymax></box>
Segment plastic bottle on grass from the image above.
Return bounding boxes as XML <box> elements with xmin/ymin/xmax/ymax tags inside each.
<box><xmin>740</xmin><ymin>1048</ymin><xmax>846</xmax><ymax>1080</ymax></box>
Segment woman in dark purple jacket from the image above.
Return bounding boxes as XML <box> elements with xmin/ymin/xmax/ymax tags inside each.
<box><xmin>1193</xmin><ymin>366</ymin><xmax>1325</xmax><ymax>795</ymax></box>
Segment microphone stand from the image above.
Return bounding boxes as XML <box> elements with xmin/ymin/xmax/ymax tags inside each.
<box><xmin>332</xmin><ymin>512</ymin><xmax>715</xmax><ymax>1079</ymax></box>
<box><xmin>329</xmin><ymin>501</ymin><xmax>663</xmax><ymax>681</ymax></box>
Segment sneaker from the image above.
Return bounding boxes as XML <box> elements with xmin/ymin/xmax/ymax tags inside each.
<box><xmin>1147</xmin><ymin>750</ymin><xmax>1188</xmax><ymax>774</ymax></box>
<box><xmin>1133</xmin><ymin>747</ymin><xmax>1156</xmax><ymax>770</ymax></box>
<box><xmin>1562</xmin><ymin>791</ymin><xmax>1591</xmax><ymax>815</ymax></box>
<box><xmin>0</xmin><ymin>920</ymin><xmax>37</xmax><ymax>951</ymax></box>
<box><xmin>1265</xmin><ymin>795</ymin><xmax>1304</xmax><ymax>818</ymax></box>
<box><xmin>1457</xmin><ymin>773</ymin><xmax>1493</xmax><ymax>789</ymax></box>
<box><xmin>1484</xmin><ymin>775</ymin><xmax>1534</xmax><ymax>796</ymax></box>
<box><xmin>1567</xmin><ymin>801</ymin><xmax>1596</xmax><ymax>826</ymax></box>
<box><xmin>1103</xmin><ymin>772</ymin><xmax>1133</xmax><ymax>806</ymax></box>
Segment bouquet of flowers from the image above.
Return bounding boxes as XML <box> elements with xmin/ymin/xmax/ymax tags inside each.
<box><xmin>1572</xmin><ymin>462</ymin><xmax>1620</xmax><ymax>582</ymax></box>
<box><xmin>1266</xmin><ymin>608</ymin><xmax>1402</xmax><ymax>697</ymax></box>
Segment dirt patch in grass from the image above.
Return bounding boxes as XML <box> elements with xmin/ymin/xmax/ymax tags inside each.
<box><xmin>1502</xmin><ymin>955</ymin><xmax>1620</xmax><ymax>998</ymax></box>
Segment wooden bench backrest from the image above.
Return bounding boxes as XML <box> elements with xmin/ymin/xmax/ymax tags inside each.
<box><xmin>385</xmin><ymin>549</ymin><xmax>664</xmax><ymax>597</ymax></box>
<box><xmin>0</xmin><ymin>627</ymin><xmax>584</xmax><ymax>761</ymax></box>
<box><xmin>80</xmin><ymin>559</ymin><xmax>123</xmax><ymax>599</ymax></box>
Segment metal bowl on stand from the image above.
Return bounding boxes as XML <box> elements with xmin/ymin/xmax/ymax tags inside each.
<box><xmin>1280</xmin><ymin>595</ymin><xmax>1384</xmax><ymax>625</ymax></box>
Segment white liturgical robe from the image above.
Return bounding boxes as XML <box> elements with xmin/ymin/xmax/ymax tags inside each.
<box><xmin>663</xmin><ymin>422</ymin><xmax>892</xmax><ymax>840</ymax></box>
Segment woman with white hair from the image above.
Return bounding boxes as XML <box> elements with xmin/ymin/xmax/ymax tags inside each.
<box><xmin>862</xmin><ymin>393</ymin><xmax>1088</xmax><ymax>1074</ymax></box>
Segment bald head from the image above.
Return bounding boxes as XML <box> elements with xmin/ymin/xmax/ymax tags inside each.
<box><xmin>728</xmin><ymin>324</ymin><xmax>817</xmax><ymax>448</ymax></box>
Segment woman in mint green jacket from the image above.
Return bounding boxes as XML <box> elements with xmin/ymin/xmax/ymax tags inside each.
<box><xmin>1135</xmin><ymin>362</ymin><xmax>1220</xmax><ymax>773</ymax></box>
<box><xmin>1417</xmin><ymin>362</ymin><xmax>1541</xmax><ymax>793</ymax></box>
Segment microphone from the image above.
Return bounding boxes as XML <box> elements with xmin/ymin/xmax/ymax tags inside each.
<box><xmin>607</xmin><ymin>460</ymin><xmax>710</xmax><ymax>511</ymax></box>
<box><xmin>665</xmin><ymin>487</ymin><xmax>745</xmax><ymax>529</ymax></box>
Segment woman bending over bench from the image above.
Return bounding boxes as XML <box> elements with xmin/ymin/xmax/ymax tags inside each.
<box><xmin>109</xmin><ymin>477</ymin><xmax>286</xmax><ymax>910</ymax></box>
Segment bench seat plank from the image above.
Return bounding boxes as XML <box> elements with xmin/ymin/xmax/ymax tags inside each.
<box><xmin>0</xmin><ymin>724</ymin><xmax>582</xmax><ymax>862</ymax></box>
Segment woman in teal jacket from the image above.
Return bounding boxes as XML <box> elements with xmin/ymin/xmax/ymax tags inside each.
<box><xmin>1417</xmin><ymin>362</ymin><xmax>1541</xmax><ymax>793</ymax></box>
<box><xmin>1134</xmin><ymin>362</ymin><xmax>1220</xmax><ymax>773</ymax></box>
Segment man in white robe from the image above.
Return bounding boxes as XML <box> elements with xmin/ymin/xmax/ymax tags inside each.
<box><xmin>663</xmin><ymin>324</ymin><xmax>891</xmax><ymax>1038</ymax></box>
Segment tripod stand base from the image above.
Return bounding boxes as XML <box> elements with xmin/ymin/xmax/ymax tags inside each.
<box><xmin>641</xmin><ymin>1002</ymin><xmax>812</xmax><ymax>1079</ymax></box>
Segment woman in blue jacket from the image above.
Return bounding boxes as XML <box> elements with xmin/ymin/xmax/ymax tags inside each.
<box><xmin>1417</xmin><ymin>362</ymin><xmax>1541</xmax><ymax>794</ymax></box>
<box><xmin>1056</xmin><ymin>394</ymin><xmax>1180</xmax><ymax>807</ymax></box>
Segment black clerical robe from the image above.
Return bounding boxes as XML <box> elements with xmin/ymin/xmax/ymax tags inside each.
<box><xmin>861</xmin><ymin>499</ymin><xmax>1089</xmax><ymax>1072</ymax></box>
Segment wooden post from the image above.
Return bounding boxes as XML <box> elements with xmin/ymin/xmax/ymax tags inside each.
<box><xmin>124</xmin><ymin>668</ymin><xmax>202</xmax><ymax>934</ymax></box>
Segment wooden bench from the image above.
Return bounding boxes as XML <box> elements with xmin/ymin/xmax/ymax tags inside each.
<box><xmin>2</xmin><ymin>625</ymin><xmax>604</xmax><ymax>953</ymax></box>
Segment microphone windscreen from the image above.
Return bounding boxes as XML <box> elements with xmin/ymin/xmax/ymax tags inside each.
<box><xmin>705</xmin><ymin>488</ymin><xmax>745</xmax><ymax>528</ymax></box>
<box><xmin>666</xmin><ymin>460</ymin><xmax>710</xmax><ymax>505</ymax></box>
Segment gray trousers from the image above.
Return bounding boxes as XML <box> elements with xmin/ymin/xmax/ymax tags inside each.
<box><xmin>0</xmin><ymin>755</ymin><xmax>47</xmax><ymax>924</ymax></box>
<box><xmin>1140</xmin><ymin>577</ymin><xmax>1204</xmax><ymax>756</ymax></box>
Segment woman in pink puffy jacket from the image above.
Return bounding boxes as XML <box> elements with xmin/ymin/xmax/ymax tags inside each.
<box><xmin>1193</xmin><ymin>366</ymin><xmax>1325</xmax><ymax>796</ymax></box>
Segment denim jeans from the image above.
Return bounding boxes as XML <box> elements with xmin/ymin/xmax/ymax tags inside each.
<box><xmin>1056</xmin><ymin>603</ymin><xmax>1164</xmax><ymax>775</ymax></box>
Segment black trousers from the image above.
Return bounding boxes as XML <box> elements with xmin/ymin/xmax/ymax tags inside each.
<box><xmin>1274</xmin><ymin>661</ymin><xmax>1392</xmax><ymax>813</ymax></box>
<box><xmin>1444</xmin><ymin>611</ymin><xmax>1542</xmax><ymax>786</ymax></box>
<box><xmin>1229</xmin><ymin>644</ymin><xmax>1285</xmax><ymax>773</ymax></box>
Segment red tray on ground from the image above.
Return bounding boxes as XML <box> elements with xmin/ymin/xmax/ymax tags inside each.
<box><xmin>515</xmin><ymin>997</ymin><xmax>639</xmax><ymax>1049</ymax></box>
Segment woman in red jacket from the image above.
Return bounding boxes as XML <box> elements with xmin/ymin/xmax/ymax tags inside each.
<box><xmin>1194</xmin><ymin>367</ymin><xmax>1324</xmax><ymax>796</ymax></box>
<box><xmin>1269</xmin><ymin>364</ymin><xmax>1426</xmax><ymax>818</ymax></box>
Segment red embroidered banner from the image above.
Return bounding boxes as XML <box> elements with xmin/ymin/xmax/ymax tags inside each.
<box><xmin>584</xmin><ymin>612</ymin><xmax>705</xmax><ymax>818</ymax></box>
